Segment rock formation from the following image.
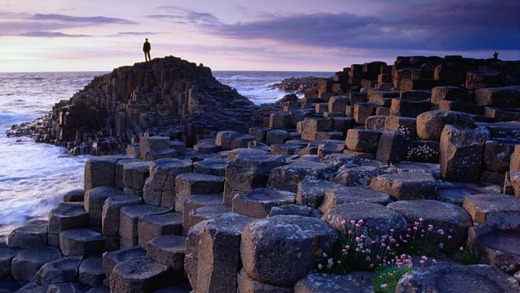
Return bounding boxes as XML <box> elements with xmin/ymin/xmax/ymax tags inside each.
<box><xmin>1</xmin><ymin>55</ymin><xmax>520</xmax><ymax>292</ymax></box>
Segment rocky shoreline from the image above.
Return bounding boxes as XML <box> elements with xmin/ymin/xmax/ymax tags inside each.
<box><xmin>1</xmin><ymin>55</ymin><xmax>520</xmax><ymax>292</ymax></box>
<box><xmin>269</xmin><ymin>76</ymin><xmax>320</xmax><ymax>94</ymax></box>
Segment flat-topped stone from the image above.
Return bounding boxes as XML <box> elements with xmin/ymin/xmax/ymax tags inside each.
<box><xmin>7</xmin><ymin>220</ymin><xmax>48</xmax><ymax>249</ymax></box>
<box><xmin>34</xmin><ymin>256</ymin><xmax>82</xmax><ymax>286</ymax></box>
<box><xmin>468</xmin><ymin>226</ymin><xmax>520</xmax><ymax>273</ymax></box>
<box><xmin>194</xmin><ymin>139</ymin><xmax>221</xmax><ymax>153</ymax></box>
<box><xmin>193</xmin><ymin>159</ymin><xmax>227</xmax><ymax>176</ymax></box>
<box><xmin>123</xmin><ymin>161</ymin><xmax>150</xmax><ymax>195</ymax></box>
<box><xmin>84</xmin><ymin>156</ymin><xmax>126</xmax><ymax>192</ymax></box>
<box><xmin>48</xmin><ymin>204</ymin><xmax>88</xmax><ymax>234</ymax></box>
<box><xmin>110</xmin><ymin>258</ymin><xmax>170</xmax><ymax>293</ymax></box>
<box><xmin>319</xmin><ymin>185</ymin><xmax>391</xmax><ymax>213</ymax></box>
<box><xmin>11</xmin><ymin>247</ymin><xmax>62</xmax><ymax>282</ymax></box>
<box><xmin>59</xmin><ymin>228</ymin><xmax>103</xmax><ymax>256</ymax></box>
<box><xmin>387</xmin><ymin>200</ymin><xmax>472</xmax><ymax>250</ymax></box>
<box><xmin>46</xmin><ymin>282</ymin><xmax>88</xmax><ymax>293</ymax></box>
<box><xmin>182</xmin><ymin>194</ymin><xmax>222</xmax><ymax>234</ymax></box>
<box><xmin>462</xmin><ymin>193</ymin><xmax>520</xmax><ymax>230</ymax></box>
<box><xmin>63</xmin><ymin>189</ymin><xmax>84</xmax><ymax>202</ymax></box>
<box><xmin>119</xmin><ymin>204</ymin><xmax>170</xmax><ymax>248</ymax></box>
<box><xmin>101</xmin><ymin>195</ymin><xmax>142</xmax><ymax>237</ymax></box>
<box><xmin>79</xmin><ymin>255</ymin><xmax>104</xmax><ymax>287</ymax></box>
<box><xmin>146</xmin><ymin>235</ymin><xmax>186</xmax><ymax>271</ymax></box>
<box><xmin>267</xmin><ymin>160</ymin><xmax>335</xmax><ymax>193</ymax></box>
<box><xmin>143</xmin><ymin>158</ymin><xmax>192</xmax><ymax>208</ymax></box>
<box><xmin>334</xmin><ymin>165</ymin><xmax>381</xmax><ymax>187</ymax></box>
<box><xmin>268</xmin><ymin>204</ymin><xmax>319</xmax><ymax>218</ymax></box>
<box><xmin>323</xmin><ymin>202</ymin><xmax>407</xmax><ymax>239</ymax></box>
<box><xmin>175</xmin><ymin>172</ymin><xmax>224</xmax><ymax>213</ymax></box>
<box><xmin>84</xmin><ymin>186</ymin><xmax>124</xmax><ymax>226</ymax></box>
<box><xmin>270</xmin><ymin>143</ymin><xmax>304</xmax><ymax>156</ymax></box>
<box><xmin>296</xmin><ymin>179</ymin><xmax>333</xmax><ymax>208</ymax></box>
<box><xmin>137</xmin><ymin>212</ymin><xmax>182</xmax><ymax>247</ymax></box>
<box><xmin>232</xmin><ymin>188</ymin><xmax>296</xmax><ymax>219</ymax></box>
<box><xmin>416</xmin><ymin>110</ymin><xmax>475</xmax><ymax>141</ymax></box>
<box><xmin>369</xmin><ymin>172</ymin><xmax>437</xmax><ymax>200</ymax></box>
<box><xmin>185</xmin><ymin>205</ymin><xmax>232</xmax><ymax>234</ymax></box>
<box><xmin>396</xmin><ymin>264</ymin><xmax>520</xmax><ymax>293</ymax></box>
<box><xmin>241</xmin><ymin>215</ymin><xmax>338</xmax><ymax>287</ymax></box>
<box><xmin>294</xmin><ymin>272</ymin><xmax>374</xmax><ymax>293</ymax></box>
<box><xmin>102</xmin><ymin>246</ymin><xmax>147</xmax><ymax>282</ymax></box>
<box><xmin>223</xmin><ymin>151</ymin><xmax>286</xmax><ymax>205</ymax></box>
<box><xmin>345</xmin><ymin>129</ymin><xmax>381</xmax><ymax>153</ymax></box>
<box><xmin>187</xmin><ymin>213</ymin><xmax>254</xmax><ymax>293</ymax></box>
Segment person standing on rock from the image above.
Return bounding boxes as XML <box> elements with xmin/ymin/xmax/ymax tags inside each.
<box><xmin>143</xmin><ymin>38</ymin><xmax>151</xmax><ymax>62</ymax></box>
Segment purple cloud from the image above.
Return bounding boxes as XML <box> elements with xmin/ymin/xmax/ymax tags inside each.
<box><xmin>30</xmin><ymin>13</ymin><xmax>137</xmax><ymax>25</ymax></box>
<box><xmin>19</xmin><ymin>31</ymin><xmax>92</xmax><ymax>38</ymax></box>
<box><xmin>148</xmin><ymin>5</ymin><xmax>221</xmax><ymax>25</ymax></box>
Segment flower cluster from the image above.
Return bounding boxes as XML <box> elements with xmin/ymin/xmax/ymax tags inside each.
<box><xmin>316</xmin><ymin>218</ymin><xmax>453</xmax><ymax>274</ymax></box>
<box><xmin>396</xmin><ymin>124</ymin><xmax>414</xmax><ymax>137</ymax></box>
<box><xmin>406</xmin><ymin>144</ymin><xmax>438</xmax><ymax>163</ymax></box>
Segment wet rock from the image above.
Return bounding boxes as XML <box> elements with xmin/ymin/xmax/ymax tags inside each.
<box><xmin>11</xmin><ymin>246</ymin><xmax>62</xmax><ymax>282</ymax></box>
<box><xmin>79</xmin><ymin>255</ymin><xmax>105</xmax><ymax>287</ymax></box>
<box><xmin>396</xmin><ymin>264</ymin><xmax>520</xmax><ymax>293</ymax></box>
<box><xmin>0</xmin><ymin>247</ymin><xmax>17</xmax><ymax>279</ymax></box>
<box><xmin>7</xmin><ymin>220</ymin><xmax>48</xmax><ymax>249</ymax></box>
<box><xmin>35</xmin><ymin>256</ymin><xmax>82</xmax><ymax>286</ymax></box>
<box><xmin>63</xmin><ymin>189</ymin><xmax>84</xmax><ymax>202</ymax></box>
<box><xmin>48</xmin><ymin>204</ymin><xmax>89</xmax><ymax>234</ymax></box>
<box><xmin>241</xmin><ymin>215</ymin><xmax>338</xmax><ymax>287</ymax></box>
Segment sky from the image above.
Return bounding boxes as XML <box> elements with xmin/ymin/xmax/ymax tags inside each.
<box><xmin>0</xmin><ymin>0</ymin><xmax>519</xmax><ymax>72</ymax></box>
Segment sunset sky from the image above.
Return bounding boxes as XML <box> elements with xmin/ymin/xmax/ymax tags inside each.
<box><xmin>1</xmin><ymin>0</ymin><xmax>519</xmax><ymax>72</ymax></box>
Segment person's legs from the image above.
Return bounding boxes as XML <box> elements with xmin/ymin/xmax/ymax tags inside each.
<box><xmin>145</xmin><ymin>52</ymin><xmax>151</xmax><ymax>61</ymax></box>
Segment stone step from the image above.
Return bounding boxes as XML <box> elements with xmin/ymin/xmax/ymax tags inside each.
<box><xmin>84</xmin><ymin>186</ymin><xmax>124</xmax><ymax>226</ymax></box>
<box><xmin>62</xmin><ymin>189</ymin><xmax>85</xmax><ymax>202</ymax></box>
<box><xmin>193</xmin><ymin>159</ymin><xmax>227</xmax><ymax>176</ymax></box>
<box><xmin>101</xmin><ymin>195</ymin><xmax>142</xmax><ymax>237</ymax></box>
<box><xmin>369</xmin><ymin>172</ymin><xmax>437</xmax><ymax>200</ymax></box>
<box><xmin>7</xmin><ymin>220</ymin><xmax>48</xmax><ymax>249</ymax></box>
<box><xmin>137</xmin><ymin>212</ymin><xmax>182</xmax><ymax>248</ymax></box>
<box><xmin>34</xmin><ymin>256</ymin><xmax>82</xmax><ymax>286</ymax></box>
<box><xmin>79</xmin><ymin>255</ymin><xmax>105</xmax><ymax>288</ymax></box>
<box><xmin>123</xmin><ymin>161</ymin><xmax>150</xmax><ymax>196</ymax></box>
<box><xmin>109</xmin><ymin>258</ymin><xmax>171</xmax><ymax>293</ymax></box>
<box><xmin>232</xmin><ymin>188</ymin><xmax>295</xmax><ymax>219</ymax></box>
<box><xmin>184</xmin><ymin>205</ymin><xmax>231</xmax><ymax>234</ymax></box>
<box><xmin>462</xmin><ymin>193</ymin><xmax>520</xmax><ymax>230</ymax></box>
<box><xmin>119</xmin><ymin>204</ymin><xmax>170</xmax><ymax>248</ymax></box>
<box><xmin>319</xmin><ymin>185</ymin><xmax>391</xmax><ymax>213</ymax></box>
<box><xmin>48</xmin><ymin>204</ymin><xmax>89</xmax><ymax>235</ymax></box>
<box><xmin>102</xmin><ymin>246</ymin><xmax>147</xmax><ymax>282</ymax></box>
<box><xmin>11</xmin><ymin>246</ymin><xmax>62</xmax><ymax>282</ymax></box>
<box><xmin>182</xmin><ymin>194</ymin><xmax>222</xmax><ymax>235</ymax></box>
<box><xmin>175</xmin><ymin>173</ymin><xmax>225</xmax><ymax>213</ymax></box>
<box><xmin>59</xmin><ymin>228</ymin><xmax>103</xmax><ymax>256</ymax></box>
<box><xmin>146</xmin><ymin>235</ymin><xmax>186</xmax><ymax>272</ymax></box>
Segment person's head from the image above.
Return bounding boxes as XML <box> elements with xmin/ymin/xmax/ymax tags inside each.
<box><xmin>145</xmin><ymin>38</ymin><xmax>148</xmax><ymax>41</ymax></box>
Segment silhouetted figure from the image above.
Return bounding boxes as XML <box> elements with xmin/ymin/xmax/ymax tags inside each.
<box><xmin>493</xmin><ymin>51</ymin><xmax>499</xmax><ymax>60</ymax></box>
<box><xmin>143</xmin><ymin>38</ymin><xmax>151</xmax><ymax>62</ymax></box>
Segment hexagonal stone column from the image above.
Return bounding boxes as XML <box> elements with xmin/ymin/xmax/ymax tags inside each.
<box><xmin>110</xmin><ymin>258</ymin><xmax>171</xmax><ymax>293</ymax></box>
<box><xmin>0</xmin><ymin>247</ymin><xmax>17</xmax><ymax>279</ymax></box>
<box><xmin>319</xmin><ymin>185</ymin><xmax>391</xmax><ymax>213</ymax></box>
<box><xmin>34</xmin><ymin>256</ymin><xmax>82</xmax><ymax>286</ymax></box>
<box><xmin>7</xmin><ymin>220</ymin><xmax>48</xmax><ymax>249</ymax></box>
<box><xmin>79</xmin><ymin>255</ymin><xmax>104</xmax><ymax>287</ymax></box>
<box><xmin>84</xmin><ymin>186</ymin><xmax>123</xmax><ymax>226</ymax></box>
<box><xmin>232</xmin><ymin>188</ymin><xmax>295</xmax><ymax>218</ymax></box>
<box><xmin>146</xmin><ymin>235</ymin><xmax>186</xmax><ymax>273</ymax></box>
<box><xmin>102</xmin><ymin>195</ymin><xmax>142</xmax><ymax>237</ymax></box>
<box><xmin>369</xmin><ymin>172</ymin><xmax>437</xmax><ymax>200</ymax></box>
<box><xmin>467</xmin><ymin>226</ymin><xmax>520</xmax><ymax>273</ymax></box>
<box><xmin>123</xmin><ymin>162</ymin><xmax>150</xmax><ymax>196</ymax></box>
<box><xmin>59</xmin><ymin>228</ymin><xmax>103</xmax><ymax>256</ymax></box>
<box><xmin>102</xmin><ymin>246</ymin><xmax>147</xmax><ymax>282</ymax></box>
<box><xmin>11</xmin><ymin>247</ymin><xmax>62</xmax><ymax>282</ymax></box>
<box><xmin>241</xmin><ymin>215</ymin><xmax>338</xmax><ymax>287</ymax></box>
<box><xmin>462</xmin><ymin>193</ymin><xmax>520</xmax><ymax>230</ymax></box>
<box><xmin>267</xmin><ymin>160</ymin><xmax>335</xmax><ymax>193</ymax></box>
<box><xmin>119</xmin><ymin>204</ymin><xmax>170</xmax><ymax>248</ymax></box>
<box><xmin>294</xmin><ymin>272</ymin><xmax>374</xmax><ymax>293</ymax></box>
<box><xmin>48</xmin><ymin>204</ymin><xmax>88</xmax><ymax>235</ymax></box>
<box><xmin>143</xmin><ymin>158</ymin><xmax>192</xmax><ymax>208</ymax></box>
<box><xmin>175</xmin><ymin>173</ymin><xmax>224</xmax><ymax>213</ymax></box>
<box><xmin>137</xmin><ymin>212</ymin><xmax>182</xmax><ymax>247</ymax></box>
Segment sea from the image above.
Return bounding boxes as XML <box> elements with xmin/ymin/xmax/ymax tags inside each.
<box><xmin>0</xmin><ymin>70</ymin><xmax>332</xmax><ymax>237</ymax></box>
